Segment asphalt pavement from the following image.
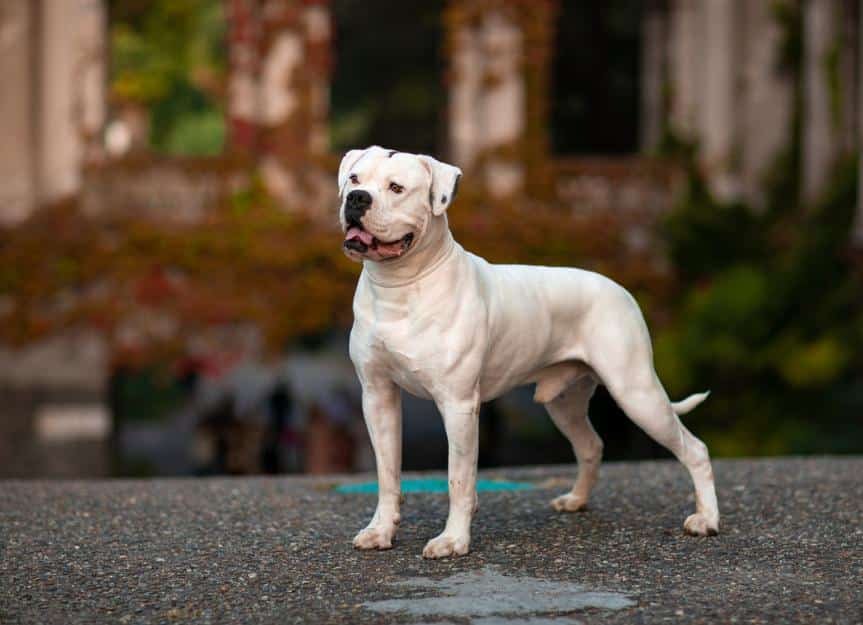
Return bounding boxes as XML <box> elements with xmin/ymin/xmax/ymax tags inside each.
<box><xmin>1</xmin><ymin>457</ymin><xmax>861</xmax><ymax>624</ymax></box>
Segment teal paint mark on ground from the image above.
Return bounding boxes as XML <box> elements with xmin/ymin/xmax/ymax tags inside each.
<box><xmin>335</xmin><ymin>478</ymin><xmax>534</xmax><ymax>494</ymax></box>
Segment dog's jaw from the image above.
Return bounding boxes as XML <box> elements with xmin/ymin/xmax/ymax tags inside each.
<box><xmin>343</xmin><ymin>225</ymin><xmax>415</xmax><ymax>261</ymax></box>
<box><xmin>359</xmin><ymin>214</ymin><xmax>454</xmax><ymax>286</ymax></box>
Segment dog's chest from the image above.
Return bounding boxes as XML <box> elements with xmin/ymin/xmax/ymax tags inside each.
<box><xmin>353</xmin><ymin>328</ymin><xmax>432</xmax><ymax>400</ymax></box>
<box><xmin>354</xmin><ymin>292</ymin><xmax>463</xmax><ymax>399</ymax></box>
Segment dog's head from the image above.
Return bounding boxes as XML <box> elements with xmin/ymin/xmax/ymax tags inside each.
<box><xmin>337</xmin><ymin>146</ymin><xmax>462</xmax><ymax>263</ymax></box>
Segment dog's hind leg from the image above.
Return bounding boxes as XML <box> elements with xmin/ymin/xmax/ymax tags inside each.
<box><xmin>545</xmin><ymin>376</ymin><xmax>603</xmax><ymax>512</ymax></box>
<box><xmin>594</xmin><ymin>353</ymin><xmax>719</xmax><ymax>536</ymax></box>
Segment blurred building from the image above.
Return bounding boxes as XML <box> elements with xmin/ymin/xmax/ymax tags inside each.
<box><xmin>0</xmin><ymin>0</ymin><xmax>106</xmax><ymax>224</ymax></box>
<box><xmin>1</xmin><ymin>0</ymin><xmax>862</xmax><ymax>476</ymax></box>
<box><xmin>2</xmin><ymin>0</ymin><xmax>861</xmax><ymax>223</ymax></box>
<box><xmin>644</xmin><ymin>0</ymin><xmax>860</xmax><ymax>210</ymax></box>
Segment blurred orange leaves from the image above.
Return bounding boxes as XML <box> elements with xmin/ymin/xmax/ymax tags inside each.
<box><xmin>0</xmin><ymin>186</ymin><xmax>671</xmax><ymax>362</ymax></box>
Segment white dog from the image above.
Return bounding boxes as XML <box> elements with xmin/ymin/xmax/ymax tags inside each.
<box><xmin>339</xmin><ymin>146</ymin><xmax>719</xmax><ymax>559</ymax></box>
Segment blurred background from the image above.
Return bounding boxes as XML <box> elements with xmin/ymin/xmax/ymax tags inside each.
<box><xmin>0</xmin><ymin>0</ymin><xmax>861</xmax><ymax>479</ymax></box>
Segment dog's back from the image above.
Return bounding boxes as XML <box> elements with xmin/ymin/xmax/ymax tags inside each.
<box><xmin>468</xmin><ymin>254</ymin><xmax>627</xmax><ymax>399</ymax></box>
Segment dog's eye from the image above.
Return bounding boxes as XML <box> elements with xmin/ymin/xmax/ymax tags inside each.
<box><xmin>349</xmin><ymin>174</ymin><xmax>359</xmax><ymax>184</ymax></box>
<box><xmin>389</xmin><ymin>182</ymin><xmax>404</xmax><ymax>194</ymax></box>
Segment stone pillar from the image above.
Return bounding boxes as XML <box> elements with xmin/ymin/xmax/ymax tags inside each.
<box><xmin>668</xmin><ymin>0</ymin><xmax>705</xmax><ymax>139</ymax></box>
<box><xmin>39</xmin><ymin>0</ymin><xmax>106</xmax><ymax>205</ymax></box>
<box><xmin>670</xmin><ymin>0</ymin><xmax>793</xmax><ymax>205</ymax></box>
<box><xmin>446</xmin><ymin>0</ymin><xmax>556</xmax><ymax>201</ymax></box>
<box><xmin>0</xmin><ymin>0</ymin><xmax>37</xmax><ymax>224</ymax></box>
<box><xmin>0</xmin><ymin>0</ymin><xmax>104</xmax><ymax>223</ymax></box>
<box><xmin>226</xmin><ymin>0</ymin><xmax>332</xmax><ymax>208</ymax></box>
<box><xmin>641</xmin><ymin>0</ymin><xmax>668</xmax><ymax>153</ymax></box>
<box><xmin>739</xmin><ymin>0</ymin><xmax>793</xmax><ymax>209</ymax></box>
<box><xmin>803</xmin><ymin>0</ymin><xmax>841</xmax><ymax>203</ymax></box>
<box><xmin>700</xmin><ymin>0</ymin><xmax>740</xmax><ymax>201</ymax></box>
<box><xmin>478</xmin><ymin>9</ymin><xmax>526</xmax><ymax>199</ymax></box>
<box><xmin>39</xmin><ymin>0</ymin><xmax>79</xmax><ymax>202</ymax></box>
<box><xmin>449</xmin><ymin>11</ymin><xmax>484</xmax><ymax>169</ymax></box>
<box><xmin>73</xmin><ymin>0</ymin><xmax>107</xmax><ymax>165</ymax></box>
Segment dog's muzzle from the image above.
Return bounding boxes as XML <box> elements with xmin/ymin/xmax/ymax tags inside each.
<box><xmin>341</xmin><ymin>190</ymin><xmax>415</xmax><ymax>259</ymax></box>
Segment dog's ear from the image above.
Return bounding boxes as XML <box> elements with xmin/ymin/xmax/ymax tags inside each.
<box><xmin>337</xmin><ymin>146</ymin><xmax>381</xmax><ymax>196</ymax></box>
<box><xmin>417</xmin><ymin>155</ymin><xmax>462</xmax><ymax>216</ymax></box>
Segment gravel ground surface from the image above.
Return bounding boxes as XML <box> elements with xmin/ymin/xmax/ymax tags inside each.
<box><xmin>1</xmin><ymin>457</ymin><xmax>861</xmax><ymax>625</ymax></box>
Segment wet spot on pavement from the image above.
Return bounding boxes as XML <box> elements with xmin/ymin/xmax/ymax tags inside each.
<box><xmin>363</xmin><ymin>565</ymin><xmax>634</xmax><ymax>622</ymax></box>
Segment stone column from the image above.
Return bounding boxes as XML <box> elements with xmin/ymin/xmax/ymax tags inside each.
<box><xmin>73</xmin><ymin>0</ymin><xmax>107</xmax><ymax>165</ymax></box>
<box><xmin>739</xmin><ymin>0</ymin><xmax>793</xmax><ymax>209</ymax></box>
<box><xmin>39</xmin><ymin>0</ymin><xmax>79</xmax><ymax>202</ymax></box>
<box><xmin>641</xmin><ymin>0</ymin><xmax>668</xmax><ymax>153</ymax></box>
<box><xmin>226</xmin><ymin>0</ymin><xmax>332</xmax><ymax>208</ymax></box>
<box><xmin>700</xmin><ymin>0</ymin><xmax>740</xmax><ymax>201</ymax></box>
<box><xmin>803</xmin><ymin>0</ymin><xmax>841</xmax><ymax>203</ymax></box>
<box><xmin>39</xmin><ymin>1</ymin><xmax>106</xmax><ymax>204</ymax></box>
<box><xmin>448</xmin><ymin>10</ymin><xmax>484</xmax><ymax>173</ymax></box>
<box><xmin>479</xmin><ymin>9</ymin><xmax>526</xmax><ymax>199</ymax></box>
<box><xmin>446</xmin><ymin>0</ymin><xmax>556</xmax><ymax>201</ymax></box>
<box><xmin>0</xmin><ymin>0</ymin><xmax>37</xmax><ymax>224</ymax></box>
<box><xmin>668</xmin><ymin>0</ymin><xmax>705</xmax><ymax>139</ymax></box>
<box><xmin>0</xmin><ymin>0</ymin><xmax>104</xmax><ymax>222</ymax></box>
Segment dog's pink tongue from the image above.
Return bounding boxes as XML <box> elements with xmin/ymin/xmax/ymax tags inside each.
<box><xmin>375</xmin><ymin>239</ymin><xmax>405</xmax><ymax>258</ymax></box>
<box><xmin>345</xmin><ymin>226</ymin><xmax>374</xmax><ymax>246</ymax></box>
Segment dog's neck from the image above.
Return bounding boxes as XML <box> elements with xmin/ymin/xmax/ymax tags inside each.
<box><xmin>362</xmin><ymin>217</ymin><xmax>457</xmax><ymax>288</ymax></box>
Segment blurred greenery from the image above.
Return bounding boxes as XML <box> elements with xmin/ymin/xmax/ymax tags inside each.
<box><xmin>651</xmin><ymin>0</ymin><xmax>862</xmax><ymax>456</ymax></box>
<box><xmin>109</xmin><ymin>0</ymin><xmax>226</xmax><ymax>155</ymax></box>
<box><xmin>655</xmin><ymin>156</ymin><xmax>862</xmax><ymax>457</ymax></box>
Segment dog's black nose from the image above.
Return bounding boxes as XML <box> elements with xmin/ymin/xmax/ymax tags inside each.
<box><xmin>345</xmin><ymin>190</ymin><xmax>372</xmax><ymax>224</ymax></box>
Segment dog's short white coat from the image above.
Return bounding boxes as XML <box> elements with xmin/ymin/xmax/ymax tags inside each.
<box><xmin>339</xmin><ymin>146</ymin><xmax>720</xmax><ymax>559</ymax></box>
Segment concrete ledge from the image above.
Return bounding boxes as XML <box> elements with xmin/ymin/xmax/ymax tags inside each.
<box><xmin>1</xmin><ymin>457</ymin><xmax>861</xmax><ymax>624</ymax></box>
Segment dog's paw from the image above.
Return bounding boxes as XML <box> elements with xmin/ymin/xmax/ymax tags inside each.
<box><xmin>422</xmin><ymin>533</ymin><xmax>470</xmax><ymax>559</ymax></box>
<box><xmin>353</xmin><ymin>525</ymin><xmax>396</xmax><ymax>550</ymax></box>
<box><xmin>550</xmin><ymin>492</ymin><xmax>588</xmax><ymax>512</ymax></box>
<box><xmin>683</xmin><ymin>513</ymin><xmax>719</xmax><ymax>537</ymax></box>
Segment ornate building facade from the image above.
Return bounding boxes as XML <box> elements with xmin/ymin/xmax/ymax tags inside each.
<box><xmin>1</xmin><ymin>0</ymin><xmax>860</xmax><ymax>224</ymax></box>
<box><xmin>0</xmin><ymin>1</ymin><xmax>862</xmax><ymax>477</ymax></box>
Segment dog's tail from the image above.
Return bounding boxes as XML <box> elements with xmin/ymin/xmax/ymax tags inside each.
<box><xmin>671</xmin><ymin>391</ymin><xmax>710</xmax><ymax>416</ymax></box>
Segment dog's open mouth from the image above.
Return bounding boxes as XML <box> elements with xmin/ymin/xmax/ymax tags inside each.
<box><xmin>344</xmin><ymin>226</ymin><xmax>414</xmax><ymax>260</ymax></box>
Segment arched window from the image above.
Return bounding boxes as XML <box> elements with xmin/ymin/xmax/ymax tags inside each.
<box><xmin>551</xmin><ymin>1</ymin><xmax>642</xmax><ymax>155</ymax></box>
<box><xmin>330</xmin><ymin>0</ymin><xmax>445</xmax><ymax>154</ymax></box>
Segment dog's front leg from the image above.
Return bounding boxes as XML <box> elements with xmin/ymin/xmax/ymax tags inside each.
<box><xmin>353</xmin><ymin>378</ymin><xmax>402</xmax><ymax>550</ymax></box>
<box><xmin>423</xmin><ymin>394</ymin><xmax>480</xmax><ymax>559</ymax></box>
